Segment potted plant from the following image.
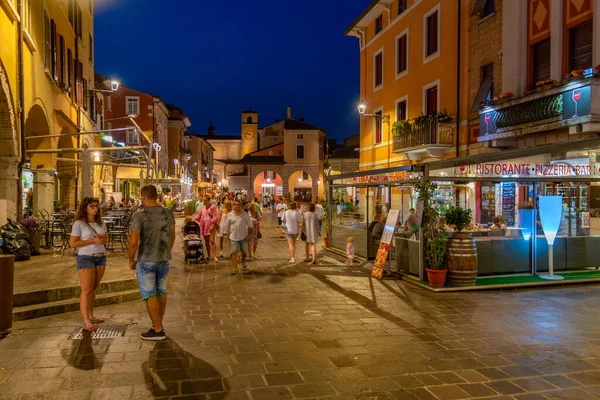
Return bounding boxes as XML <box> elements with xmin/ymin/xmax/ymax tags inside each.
<box><xmin>415</xmin><ymin>181</ymin><xmax>448</xmax><ymax>287</ymax></box>
<box><xmin>436</xmin><ymin>109</ymin><xmax>454</xmax><ymax>123</ymax></box>
<box><xmin>19</xmin><ymin>217</ymin><xmax>43</xmax><ymax>254</ymax></box>
<box><xmin>564</xmin><ymin>68</ymin><xmax>586</xmax><ymax>83</ymax></box>
<box><xmin>445</xmin><ymin>206</ymin><xmax>478</xmax><ymax>286</ymax></box>
<box><xmin>184</xmin><ymin>199</ymin><xmax>196</xmax><ymax>216</ymax></box>
<box><xmin>535</xmin><ymin>79</ymin><xmax>558</xmax><ymax>92</ymax></box>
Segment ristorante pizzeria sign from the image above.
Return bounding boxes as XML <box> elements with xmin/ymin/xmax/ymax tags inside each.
<box><xmin>453</xmin><ymin>162</ymin><xmax>598</xmax><ymax>177</ymax></box>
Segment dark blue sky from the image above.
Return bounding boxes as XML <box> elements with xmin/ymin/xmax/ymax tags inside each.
<box><xmin>95</xmin><ymin>0</ymin><xmax>367</xmax><ymax>142</ymax></box>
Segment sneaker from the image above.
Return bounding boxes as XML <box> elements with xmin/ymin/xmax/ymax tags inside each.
<box><xmin>289</xmin><ymin>258</ymin><xmax>296</xmax><ymax>264</ymax></box>
<box><xmin>141</xmin><ymin>328</ymin><xmax>166</xmax><ymax>341</ymax></box>
<box><xmin>242</xmin><ymin>266</ymin><xmax>248</xmax><ymax>273</ymax></box>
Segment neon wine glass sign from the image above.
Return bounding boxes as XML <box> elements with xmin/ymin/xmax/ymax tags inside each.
<box><xmin>572</xmin><ymin>89</ymin><xmax>581</xmax><ymax>118</ymax></box>
<box><xmin>485</xmin><ymin>114</ymin><xmax>491</xmax><ymax>135</ymax></box>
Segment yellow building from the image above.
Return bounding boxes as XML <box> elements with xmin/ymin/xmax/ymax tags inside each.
<box><xmin>345</xmin><ymin>0</ymin><xmax>470</xmax><ymax>171</ymax></box>
<box><xmin>1</xmin><ymin>0</ymin><xmax>98</xmax><ymax>221</ymax></box>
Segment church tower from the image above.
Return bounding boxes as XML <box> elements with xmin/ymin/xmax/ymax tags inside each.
<box><xmin>241</xmin><ymin>109</ymin><xmax>258</xmax><ymax>157</ymax></box>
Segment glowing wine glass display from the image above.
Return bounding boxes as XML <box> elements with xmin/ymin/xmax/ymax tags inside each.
<box><xmin>485</xmin><ymin>114</ymin><xmax>491</xmax><ymax>135</ymax></box>
<box><xmin>572</xmin><ymin>89</ymin><xmax>581</xmax><ymax>118</ymax></box>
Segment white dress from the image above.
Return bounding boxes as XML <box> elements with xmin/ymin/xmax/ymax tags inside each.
<box><xmin>303</xmin><ymin>212</ymin><xmax>320</xmax><ymax>244</ymax></box>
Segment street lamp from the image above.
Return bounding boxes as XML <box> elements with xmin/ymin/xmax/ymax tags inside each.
<box><xmin>357</xmin><ymin>100</ymin><xmax>390</xmax><ymax>123</ymax></box>
<box><xmin>88</xmin><ymin>79</ymin><xmax>120</xmax><ymax>94</ymax></box>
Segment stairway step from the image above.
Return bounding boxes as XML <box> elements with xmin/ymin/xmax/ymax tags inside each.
<box><xmin>13</xmin><ymin>289</ymin><xmax>140</xmax><ymax>321</ymax></box>
<box><xmin>13</xmin><ymin>279</ymin><xmax>139</xmax><ymax>307</ymax></box>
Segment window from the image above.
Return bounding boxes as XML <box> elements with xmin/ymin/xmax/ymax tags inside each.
<box><xmin>471</xmin><ymin>0</ymin><xmax>494</xmax><ymax>17</ymax></box>
<box><xmin>296</xmin><ymin>145</ymin><xmax>305</xmax><ymax>159</ymax></box>
<box><xmin>74</xmin><ymin>60</ymin><xmax>83</xmax><ymax>105</ymax></box>
<box><xmin>59</xmin><ymin>35</ymin><xmax>65</xmax><ymax>84</ymax></box>
<box><xmin>22</xmin><ymin>0</ymin><xmax>32</xmax><ymax>33</ymax></box>
<box><xmin>67</xmin><ymin>49</ymin><xmax>73</xmax><ymax>94</ymax></box>
<box><xmin>76</xmin><ymin>3</ymin><xmax>82</xmax><ymax>39</ymax></box>
<box><xmin>374</xmin><ymin>110</ymin><xmax>383</xmax><ymax>144</ymax></box>
<box><xmin>472</xmin><ymin>63</ymin><xmax>494</xmax><ymax>111</ymax></box>
<box><xmin>126</xmin><ymin>127</ymin><xmax>139</xmax><ymax>145</ymax></box>
<box><xmin>297</xmin><ymin>134</ymin><xmax>304</xmax><ymax>140</ymax></box>
<box><xmin>426</xmin><ymin>86</ymin><xmax>438</xmax><ymax>115</ymax></box>
<box><xmin>107</xmin><ymin>95</ymin><xmax>111</xmax><ymax>111</ymax></box>
<box><xmin>90</xmin><ymin>94</ymin><xmax>96</xmax><ymax>122</ymax></box>
<box><xmin>100</xmin><ymin>115</ymin><xmax>104</xmax><ymax>130</ymax></box>
<box><xmin>374</xmin><ymin>51</ymin><xmax>383</xmax><ymax>88</ymax></box>
<box><xmin>397</xmin><ymin>100</ymin><xmax>407</xmax><ymax>121</ymax></box>
<box><xmin>246</xmin><ymin>116</ymin><xmax>253</xmax><ymax>123</ymax></box>
<box><xmin>425</xmin><ymin>9</ymin><xmax>439</xmax><ymax>58</ymax></box>
<box><xmin>82</xmin><ymin>79</ymin><xmax>87</xmax><ymax>110</ymax></box>
<box><xmin>569</xmin><ymin>20</ymin><xmax>593</xmax><ymax>72</ymax></box>
<box><xmin>396</xmin><ymin>33</ymin><xmax>407</xmax><ymax>75</ymax></box>
<box><xmin>398</xmin><ymin>0</ymin><xmax>406</xmax><ymax>15</ymax></box>
<box><xmin>68</xmin><ymin>0</ymin><xmax>74</xmax><ymax>27</ymax></box>
<box><xmin>375</xmin><ymin>15</ymin><xmax>383</xmax><ymax>34</ymax></box>
<box><xmin>44</xmin><ymin>11</ymin><xmax>51</xmax><ymax>71</ymax></box>
<box><xmin>532</xmin><ymin>38</ymin><xmax>550</xmax><ymax>87</ymax></box>
<box><xmin>89</xmin><ymin>34</ymin><xmax>93</xmax><ymax>62</ymax></box>
<box><xmin>107</xmin><ymin>122</ymin><xmax>112</xmax><ymax>131</ymax></box>
<box><xmin>126</xmin><ymin>97</ymin><xmax>139</xmax><ymax>115</ymax></box>
<box><xmin>51</xmin><ymin>20</ymin><xmax>57</xmax><ymax>81</ymax></box>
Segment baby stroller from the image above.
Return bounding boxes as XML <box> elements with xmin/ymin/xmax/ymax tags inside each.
<box><xmin>183</xmin><ymin>221</ymin><xmax>205</xmax><ymax>264</ymax></box>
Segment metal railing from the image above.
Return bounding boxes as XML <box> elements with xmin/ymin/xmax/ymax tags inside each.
<box><xmin>393</xmin><ymin>119</ymin><xmax>454</xmax><ymax>152</ymax></box>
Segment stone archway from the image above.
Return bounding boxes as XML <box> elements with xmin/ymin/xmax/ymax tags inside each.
<box><xmin>288</xmin><ymin>170</ymin><xmax>317</xmax><ymax>203</ymax></box>
<box><xmin>24</xmin><ymin>104</ymin><xmax>55</xmax><ymax>213</ymax></box>
<box><xmin>252</xmin><ymin>170</ymin><xmax>284</xmax><ymax>204</ymax></box>
<box><xmin>0</xmin><ymin>57</ymin><xmax>19</xmax><ymax>224</ymax></box>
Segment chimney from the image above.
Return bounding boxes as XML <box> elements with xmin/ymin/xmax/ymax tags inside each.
<box><xmin>286</xmin><ymin>106</ymin><xmax>292</xmax><ymax>119</ymax></box>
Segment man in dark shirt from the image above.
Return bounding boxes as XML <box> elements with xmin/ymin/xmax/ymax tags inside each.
<box><xmin>129</xmin><ymin>185</ymin><xmax>176</xmax><ymax>341</ymax></box>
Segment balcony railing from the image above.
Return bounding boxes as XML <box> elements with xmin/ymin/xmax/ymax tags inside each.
<box><xmin>392</xmin><ymin>116</ymin><xmax>454</xmax><ymax>160</ymax></box>
<box><xmin>478</xmin><ymin>77</ymin><xmax>599</xmax><ymax>140</ymax></box>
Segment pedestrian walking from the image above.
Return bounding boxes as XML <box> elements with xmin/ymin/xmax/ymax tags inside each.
<box><xmin>129</xmin><ymin>185</ymin><xmax>176</xmax><ymax>341</ymax></box>
<box><xmin>196</xmin><ymin>194</ymin><xmax>219</xmax><ymax>262</ymax></box>
<box><xmin>315</xmin><ymin>200</ymin><xmax>324</xmax><ymax>232</ymax></box>
<box><xmin>346</xmin><ymin>237</ymin><xmax>355</xmax><ymax>265</ymax></box>
<box><xmin>217</xmin><ymin>199</ymin><xmax>231</xmax><ymax>258</ymax></box>
<box><xmin>302</xmin><ymin>203</ymin><xmax>320</xmax><ymax>265</ymax></box>
<box><xmin>276</xmin><ymin>198</ymin><xmax>287</xmax><ymax>235</ymax></box>
<box><xmin>248</xmin><ymin>203</ymin><xmax>261</xmax><ymax>261</ymax></box>
<box><xmin>224</xmin><ymin>200</ymin><xmax>253</xmax><ymax>275</ymax></box>
<box><xmin>69</xmin><ymin>197</ymin><xmax>108</xmax><ymax>332</ymax></box>
<box><xmin>282</xmin><ymin>202</ymin><xmax>301</xmax><ymax>263</ymax></box>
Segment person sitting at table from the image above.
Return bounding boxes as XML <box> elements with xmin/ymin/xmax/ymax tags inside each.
<box><xmin>406</xmin><ymin>215</ymin><xmax>419</xmax><ymax>234</ymax></box>
<box><xmin>107</xmin><ymin>196</ymin><xmax>115</xmax><ymax>208</ymax></box>
<box><xmin>490</xmin><ymin>216</ymin><xmax>507</xmax><ymax>230</ymax></box>
<box><xmin>119</xmin><ymin>198</ymin><xmax>126</xmax><ymax>208</ymax></box>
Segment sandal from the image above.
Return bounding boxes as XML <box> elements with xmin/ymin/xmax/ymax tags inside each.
<box><xmin>82</xmin><ymin>322</ymin><xmax>97</xmax><ymax>332</ymax></box>
<box><xmin>213</xmin><ymin>258</ymin><xmax>219</xmax><ymax>263</ymax></box>
<box><xmin>89</xmin><ymin>317</ymin><xmax>104</xmax><ymax>323</ymax></box>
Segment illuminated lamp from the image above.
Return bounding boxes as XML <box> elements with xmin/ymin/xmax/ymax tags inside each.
<box><xmin>518</xmin><ymin>207</ymin><xmax>534</xmax><ymax>241</ymax></box>
<box><xmin>538</xmin><ymin>196</ymin><xmax>564</xmax><ymax>280</ymax></box>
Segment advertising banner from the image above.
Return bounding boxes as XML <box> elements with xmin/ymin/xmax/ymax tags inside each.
<box><xmin>371</xmin><ymin>210</ymin><xmax>400</xmax><ymax>280</ymax></box>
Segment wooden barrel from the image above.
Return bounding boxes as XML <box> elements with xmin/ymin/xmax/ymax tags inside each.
<box><xmin>447</xmin><ymin>232</ymin><xmax>478</xmax><ymax>286</ymax></box>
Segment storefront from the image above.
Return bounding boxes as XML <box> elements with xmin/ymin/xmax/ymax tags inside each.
<box><xmin>327</xmin><ymin>138</ymin><xmax>600</xmax><ymax>281</ymax></box>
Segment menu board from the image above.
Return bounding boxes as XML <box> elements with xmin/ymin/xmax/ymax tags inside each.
<box><xmin>502</xmin><ymin>182</ymin><xmax>515</xmax><ymax>226</ymax></box>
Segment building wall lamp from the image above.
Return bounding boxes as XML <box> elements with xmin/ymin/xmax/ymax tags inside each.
<box><xmin>88</xmin><ymin>80</ymin><xmax>120</xmax><ymax>94</ymax></box>
<box><xmin>357</xmin><ymin>101</ymin><xmax>390</xmax><ymax>123</ymax></box>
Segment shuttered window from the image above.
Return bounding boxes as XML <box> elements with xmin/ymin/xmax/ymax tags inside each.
<box><xmin>532</xmin><ymin>38</ymin><xmax>551</xmax><ymax>87</ymax></box>
<box><xmin>75</xmin><ymin>60</ymin><xmax>83</xmax><ymax>106</ymax></box>
<box><xmin>44</xmin><ymin>11</ymin><xmax>51</xmax><ymax>71</ymax></box>
<box><xmin>426</xmin><ymin>86</ymin><xmax>438</xmax><ymax>115</ymax></box>
<box><xmin>67</xmin><ymin>49</ymin><xmax>73</xmax><ymax>96</ymax></box>
<box><xmin>375</xmin><ymin>15</ymin><xmax>383</xmax><ymax>34</ymax></box>
<box><xmin>426</xmin><ymin>11</ymin><xmax>438</xmax><ymax>57</ymax></box>
<box><xmin>59</xmin><ymin>35</ymin><xmax>65</xmax><ymax>84</ymax></box>
<box><xmin>397</xmin><ymin>34</ymin><xmax>407</xmax><ymax>74</ymax></box>
<box><xmin>374</xmin><ymin>52</ymin><xmax>383</xmax><ymax>87</ymax></box>
<box><xmin>397</xmin><ymin>100</ymin><xmax>407</xmax><ymax>121</ymax></box>
<box><xmin>51</xmin><ymin>20</ymin><xmax>57</xmax><ymax>81</ymax></box>
<box><xmin>569</xmin><ymin>20</ymin><xmax>593</xmax><ymax>71</ymax></box>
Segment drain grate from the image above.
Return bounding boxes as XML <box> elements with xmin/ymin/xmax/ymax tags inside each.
<box><xmin>69</xmin><ymin>325</ymin><xmax>127</xmax><ymax>340</ymax></box>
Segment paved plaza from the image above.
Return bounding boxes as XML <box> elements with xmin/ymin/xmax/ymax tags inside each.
<box><xmin>2</xmin><ymin>212</ymin><xmax>600</xmax><ymax>399</ymax></box>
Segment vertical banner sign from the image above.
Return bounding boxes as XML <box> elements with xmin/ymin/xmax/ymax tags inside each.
<box><xmin>372</xmin><ymin>210</ymin><xmax>400</xmax><ymax>280</ymax></box>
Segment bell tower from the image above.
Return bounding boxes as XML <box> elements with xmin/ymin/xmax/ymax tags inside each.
<box><xmin>241</xmin><ymin>109</ymin><xmax>258</xmax><ymax>157</ymax></box>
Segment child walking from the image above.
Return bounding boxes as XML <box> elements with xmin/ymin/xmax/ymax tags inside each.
<box><xmin>345</xmin><ymin>237</ymin><xmax>355</xmax><ymax>265</ymax></box>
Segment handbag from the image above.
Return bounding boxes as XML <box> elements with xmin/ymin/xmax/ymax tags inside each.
<box><xmin>257</xmin><ymin>231</ymin><xmax>262</xmax><ymax>239</ymax></box>
<box><xmin>301</xmin><ymin>231</ymin><xmax>307</xmax><ymax>241</ymax></box>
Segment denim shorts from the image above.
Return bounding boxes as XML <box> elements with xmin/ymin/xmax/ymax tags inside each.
<box><xmin>286</xmin><ymin>233</ymin><xmax>298</xmax><ymax>241</ymax></box>
<box><xmin>229</xmin><ymin>240</ymin><xmax>248</xmax><ymax>255</ymax></box>
<box><xmin>76</xmin><ymin>255</ymin><xmax>107</xmax><ymax>270</ymax></box>
<box><xmin>136</xmin><ymin>260</ymin><xmax>169</xmax><ymax>300</ymax></box>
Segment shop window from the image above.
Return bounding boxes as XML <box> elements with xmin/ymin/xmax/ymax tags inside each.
<box><xmin>397</xmin><ymin>100</ymin><xmax>407</xmax><ymax>121</ymax></box>
<box><xmin>426</xmin><ymin>86</ymin><xmax>438</xmax><ymax>115</ymax></box>
<box><xmin>375</xmin><ymin>15</ymin><xmax>383</xmax><ymax>34</ymax></box>
<box><xmin>296</xmin><ymin>145</ymin><xmax>305</xmax><ymax>159</ymax></box>
<box><xmin>471</xmin><ymin>63</ymin><xmax>493</xmax><ymax>112</ymax></box>
<box><xmin>396</xmin><ymin>33</ymin><xmax>407</xmax><ymax>75</ymax></box>
<box><xmin>374</xmin><ymin>51</ymin><xmax>383</xmax><ymax>88</ymax></box>
<box><xmin>569</xmin><ymin>20</ymin><xmax>593</xmax><ymax>72</ymax></box>
<box><xmin>374</xmin><ymin>110</ymin><xmax>383</xmax><ymax>144</ymax></box>
<box><xmin>398</xmin><ymin>0</ymin><xmax>406</xmax><ymax>15</ymax></box>
<box><xmin>532</xmin><ymin>38</ymin><xmax>550</xmax><ymax>89</ymax></box>
<box><xmin>425</xmin><ymin>10</ymin><xmax>438</xmax><ymax>57</ymax></box>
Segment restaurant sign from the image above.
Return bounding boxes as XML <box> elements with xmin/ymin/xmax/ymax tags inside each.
<box><xmin>452</xmin><ymin>162</ymin><xmax>598</xmax><ymax>178</ymax></box>
<box><xmin>335</xmin><ymin>171</ymin><xmax>421</xmax><ymax>184</ymax></box>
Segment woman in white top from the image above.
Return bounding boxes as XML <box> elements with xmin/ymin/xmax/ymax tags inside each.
<box><xmin>282</xmin><ymin>202</ymin><xmax>301</xmax><ymax>263</ymax></box>
<box><xmin>217</xmin><ymin>199</ymin><xmax>231</xmax><ymax>258</ymax></box>
<box><xmin>69</xmin><ymin>197</ymin><xmax>108</xmax><ymax>332</ymax></box>
<box><xmin>301</xmin><ymin>203</ymin><xmax>320</xmax><ymax>264</ymax></box>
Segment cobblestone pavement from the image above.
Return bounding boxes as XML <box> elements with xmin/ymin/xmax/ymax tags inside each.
<box><xmin>2</xmin><ymin>212</ymin><xmax>600</xmax><ymax>399</ymax></box>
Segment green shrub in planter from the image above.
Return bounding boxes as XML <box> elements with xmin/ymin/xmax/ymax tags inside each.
<box><xmin>445</xmin><ymin>206</ymin><xmax>472</xmax><ymax>232</ymax></box>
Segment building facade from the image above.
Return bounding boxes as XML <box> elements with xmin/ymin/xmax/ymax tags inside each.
<box><xmin>1</xmin><ymin>0</ymin><xmax>97</xmax><ymax>223</ymax></box>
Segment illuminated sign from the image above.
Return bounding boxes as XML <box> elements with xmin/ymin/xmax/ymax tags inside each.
<box><xmin>451</xmin><ymin>162</ymin><xmax>597</xmax><ymax>177</ymax></box>
<box><xmin>339</xmin><ymin>171</ymin><xmax>421</xmax><ymax>184</ymax></box>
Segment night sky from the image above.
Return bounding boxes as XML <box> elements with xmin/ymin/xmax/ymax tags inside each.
<box><xmin>94</xmin><ymin>0</ymin><xmax>367</xmax><ymax>142</ymax></box>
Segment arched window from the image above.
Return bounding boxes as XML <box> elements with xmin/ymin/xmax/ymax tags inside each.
<box><xmin>246</xmin><ymin>116</ymin><xmax>253</xmax><ymax>124</ymax></box>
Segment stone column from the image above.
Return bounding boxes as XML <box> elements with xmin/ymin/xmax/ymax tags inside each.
<box><xmin>32</xmin><ymin>168</ymin><xmax>55</xmax><ymax>213</ymax></box>
<box><xmin>0</xmin><ymin>156</ymin><xmax>20</xmax><ymax>224</ymax></box>
<box><xmin>550</xmin><ymin>0</ymin><xmax>564</xmax><ymax>82</ymax></box>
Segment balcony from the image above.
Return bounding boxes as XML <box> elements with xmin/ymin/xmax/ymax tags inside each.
<box><xmin>478</xmin><ymin>77</ymin><xmax>600</xmax><ymax>142</ymax></box>
<box><xmin>392</xmin><ymin>115</ymin><xmax>454</xmax><ymax>161</ymax></box>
